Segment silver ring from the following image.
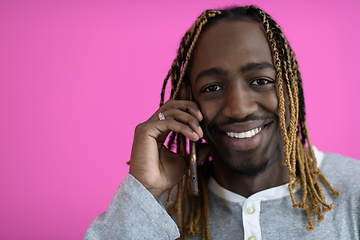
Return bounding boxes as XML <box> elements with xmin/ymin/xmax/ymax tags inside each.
<box><xmin>158</xmin><ymin>112</ymin><xmax>165</xmax><ymax>120</ymax></box>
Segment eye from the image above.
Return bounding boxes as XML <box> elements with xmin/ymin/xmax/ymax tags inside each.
<box><xmin>204</xmin><ymin>85</ymin><xmax>222</xmax><ymax>92</ymax></box>
<box><xmin>251</xmin><ymin>78</ymin><xmax>269</xmax><ymax>85</ymax></box>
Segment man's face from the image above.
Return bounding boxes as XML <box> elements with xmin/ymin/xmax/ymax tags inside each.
<box><xmin>189</xmin><ymin>20</ymin><xmax>285</xmax><ymax>176</ymax></box>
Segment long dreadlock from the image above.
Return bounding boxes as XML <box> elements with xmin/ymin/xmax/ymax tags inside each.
<box><xmin>160</xmin><ymin>6</ymin><xmax>340</xmax><ymax>239</ymax></box>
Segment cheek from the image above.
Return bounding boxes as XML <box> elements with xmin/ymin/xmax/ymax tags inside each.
<box><xmin>198</xmin><ymin>102</ymin><xmax>218</xmax><ymax>127</ymax></box>
<box><xmin>263</xmin><ymin>91</ymin><xmax>279</xmax><ymax>114</ymax></box>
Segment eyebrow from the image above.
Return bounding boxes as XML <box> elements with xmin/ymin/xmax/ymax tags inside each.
<box><xmin>240</xmin><ymin>62</ymin><xmax>275</xmax><ymax>73</ymax></box>
<box><xmin>194</xmin><ymin>62</ymin><xmax>275</xmax><ymax>82</ymax></box>
<box><xmin>195</xmin><ymin>68</ymin><xmax>228</xmax><ymax>82</ymax></box>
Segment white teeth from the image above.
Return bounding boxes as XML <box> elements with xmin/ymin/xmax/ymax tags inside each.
<box><xmin>225</xmin><ymin>127</ymin><xmax>263</xmax><ymax>139</ymax></box>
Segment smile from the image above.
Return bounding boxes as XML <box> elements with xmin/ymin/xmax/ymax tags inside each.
<box><xmin>225</xmin><ymin>127</ymin><xmax>262</xmax><ymax>139</ymax></box>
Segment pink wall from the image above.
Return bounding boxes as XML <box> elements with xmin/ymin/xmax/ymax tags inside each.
<box><xmin>1</xmin><ymin>0</ymin><xmax>359</xmax><ymax>239</ymax></box>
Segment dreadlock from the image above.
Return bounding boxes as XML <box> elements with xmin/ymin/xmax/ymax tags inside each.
<box><xmin>160</xmin><ymin>6</ymin><xmax>340</xmax><ymax>239</ymax></box>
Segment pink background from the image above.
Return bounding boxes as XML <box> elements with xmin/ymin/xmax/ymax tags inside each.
<box><xmin>1</xmin><ymin>0</ymin><xmax>359</xmax><ymax>239</ymax></box>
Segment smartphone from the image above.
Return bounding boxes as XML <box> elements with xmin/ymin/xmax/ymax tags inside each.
<box><xmin>188</xmin><ymin>89</ymin><xmax>199</xmax><ymax>195</ymax></box>
<box><xmin>190</xmin><ymin>140</ymin><xmax>199</xmax><ymax>195</ymax></box>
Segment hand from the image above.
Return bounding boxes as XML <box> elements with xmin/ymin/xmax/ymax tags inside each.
<box><xmin>129</xmin><ymin>99</ymin><xmax>204</xmax><ymax>199</ymax></box>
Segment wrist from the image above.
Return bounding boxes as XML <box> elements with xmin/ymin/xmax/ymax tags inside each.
<box><xmin>129</xmin><ymin>172</ymin><xmax>164</xmax><ymax>200</ymax></box>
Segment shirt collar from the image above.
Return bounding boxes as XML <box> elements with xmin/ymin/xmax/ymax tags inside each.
<box><xmin>208</xmin><ymin>146</ymin><xmax>324</xmax><ymax>203</ymax></box>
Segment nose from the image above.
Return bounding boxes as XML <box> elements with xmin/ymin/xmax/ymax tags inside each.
<box><xmin>221</xmin><ymin>84</ymin><xmax>258</xmax><ymax>119</ymax></box>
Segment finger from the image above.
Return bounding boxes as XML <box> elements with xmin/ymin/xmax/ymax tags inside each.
<box><xmin>158</xmin><ymin>108</ymin><xmax>203</xmax><ymax>137</ymax></box>
<box><xmin>169</xmin><ymin>100</ymin><xmax>203</xmax><ymax>121</ymax></box>
<box><xmin>160</xmin><ymin>146</ymin><xmax>189</xmax><ymax>173</ymax></box>
<box><xmin>147</xmin><ymin>118</ymin><xmax>202</xmax><ymax>142</ymax></box>
<box><xmin>153</xmin><ymin>100</ymin><xmax>203</xmax><ymax>122</ymax></box>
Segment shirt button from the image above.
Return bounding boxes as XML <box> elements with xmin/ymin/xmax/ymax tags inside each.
<box><xmin>248</xmin><ymin>236</ymin><xmax>256</xmax><ymax>240</ymax></box>
<box><xmin>246</xmin><ymin>206</ymin><xmax>255</xmax><ymax>215</ymax></box>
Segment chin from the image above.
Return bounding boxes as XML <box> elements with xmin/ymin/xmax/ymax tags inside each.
<box><xmin>228</xmin><ymin>160</ymin><xmax>269</xmax><ymax>177</ymax></box>
<box><xmin>209</xmin><ymin>147</ymin><xmax>271</xmax><ymax>177</ymax></box>
<box><xmin>224</xmin><ymin>156</ymin><xmax>270</xmax><ymax>177</ymax></box>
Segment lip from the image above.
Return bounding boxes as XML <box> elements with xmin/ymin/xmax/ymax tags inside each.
<box><xmin>225</xmin><ymin>125</ymin><xmax>263</xmax><ymax>139</ymax></box>
<box><xmin>215</xmin><ymin>121</ymin><xmax>273</xmax><ymax>151</ymax></box>
<box><xmin>217</xmin><ymin>119</ymin><xmax>272</xmax><ymax>133</ymax></box>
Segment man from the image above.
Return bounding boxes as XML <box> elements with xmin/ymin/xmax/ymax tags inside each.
<box><xmin>84</xmin><ymin>6</ymin><xmax>360</xmax><ymax>240</ymax></box>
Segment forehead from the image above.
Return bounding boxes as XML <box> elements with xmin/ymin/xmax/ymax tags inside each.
<box><xmin>189</xmin><ymin>20</ymin><xmax>273</xmax><ymax>79</ymax></box>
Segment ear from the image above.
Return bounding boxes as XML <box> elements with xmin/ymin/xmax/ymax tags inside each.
<box><xmin>178</xmin><ymin>81</ymin><xmax>190</xmax><ymax>100</ymax></box>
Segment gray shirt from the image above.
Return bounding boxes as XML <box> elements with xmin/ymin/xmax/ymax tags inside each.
<box><xmin>84</xmin><ymin>149</ymin><xmax>360</xmax><ymax>239</ymax></box>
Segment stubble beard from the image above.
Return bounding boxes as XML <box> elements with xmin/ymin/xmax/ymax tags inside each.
<box><xmin>211</xmin><ymin>148</ymin><xmax>271</xmax><ymax>177</ymax></box>
<box><xmin>225</xmin><ymin>157</ymin><xmax>269</xmax><ymax>177</ymax></box>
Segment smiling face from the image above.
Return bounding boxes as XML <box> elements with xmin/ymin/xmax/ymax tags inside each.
<box><xmin>189</xmin><ymin>20</ymin><xmax>286</xmax><ymax>176</ymax></box>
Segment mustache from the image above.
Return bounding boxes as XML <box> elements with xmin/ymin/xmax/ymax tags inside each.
<box><xmin>209</xmin><ymin>113</ymin><xmax>277</xmax><ymax>127</ymax></box>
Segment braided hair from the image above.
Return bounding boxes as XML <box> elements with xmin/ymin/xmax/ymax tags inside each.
<box><xmin>160</xmin><ymin>6</ymin><xmax>340</xmax><ymax>239</ymax></box>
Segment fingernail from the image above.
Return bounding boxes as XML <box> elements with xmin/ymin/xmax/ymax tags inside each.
<box><xmin>197</xmin><ymin>110</ymin><xmax>203</xmax><ymax>119</ymax></box>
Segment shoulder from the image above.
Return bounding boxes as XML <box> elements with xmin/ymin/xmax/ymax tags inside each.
<box><xmin>319</xmin><ymin>152</ymin><xmax>360</xmax><ymax>230</ymax></box>
<box><xmin>321</xmin><ymin>152</ymin><xmax>360</xmax><ymax>174</ymax></box>
<box><xmin>320</xmin><ymin>152</ymin><xmax>360</xmax><ymax>191</ymax></box>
